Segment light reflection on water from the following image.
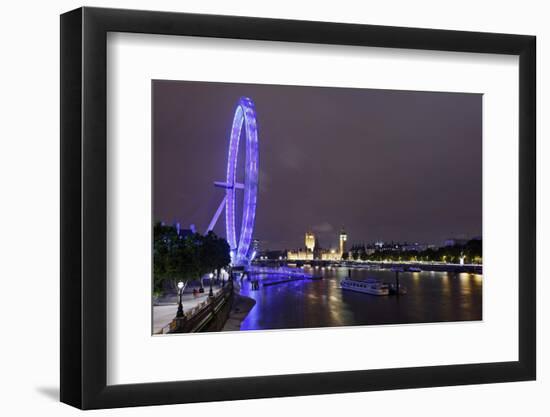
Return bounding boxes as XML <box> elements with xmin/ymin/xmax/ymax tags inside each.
<box><xmin>238</xmin><ymin>268</ymin><xmax>482</xmax><ymax>331</ymax></box>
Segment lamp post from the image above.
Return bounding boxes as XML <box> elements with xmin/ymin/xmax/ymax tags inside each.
<box><xmin>176</xmin><ymin>281</ymin><xmax>184</xmax><ymax>318</ymax></box>
<box><xmin>208</xmin><ymin>272</ymin><xmax>214</xmax><ymax>297</ymax></box>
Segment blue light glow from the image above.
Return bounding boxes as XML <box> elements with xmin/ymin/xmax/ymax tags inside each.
<box><xmin>209</xmin><ymin>97</ymin><xmax>259</xmax><ymax>266</ymax></box>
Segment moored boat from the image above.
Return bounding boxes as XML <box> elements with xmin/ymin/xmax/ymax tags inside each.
<box><xmin>340</xmin><ymin>277</ymin><xmax>390</xmax><ymax>295</ymax></box>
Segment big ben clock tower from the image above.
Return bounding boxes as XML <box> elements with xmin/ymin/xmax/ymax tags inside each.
<box><xmin>339</xmin><ymin>228</ymin><xmax>347</xmax><ymax>256</ymax></box>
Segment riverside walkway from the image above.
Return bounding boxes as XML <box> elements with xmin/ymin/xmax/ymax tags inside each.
<box><xmin>153</xmin><ymin>284</ymin><xmax>224</xmax><ymax>334</ymax></box>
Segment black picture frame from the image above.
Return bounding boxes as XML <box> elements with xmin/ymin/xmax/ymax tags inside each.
<box><xmin>60</xmin><ymin>6</ymin><xmax>536</xmax><ymax>410</ymax></box>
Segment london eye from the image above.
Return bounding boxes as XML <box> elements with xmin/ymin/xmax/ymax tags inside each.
<box><xmin>206</xmin><ymin>97</ymin><xmax>259</xmax><ymax>267</ymax></box>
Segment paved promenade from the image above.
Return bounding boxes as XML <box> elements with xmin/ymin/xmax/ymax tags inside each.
<box><xmin>153</xmin><ymin>284</ymin><xmax>224</xmax><ymax>334</ymax></box>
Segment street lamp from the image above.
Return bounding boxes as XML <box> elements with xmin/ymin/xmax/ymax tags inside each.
<box><xmin>176</xmin><ymin>281</ymin><xmax>184</xmax><ymax>318</ymax></box>
<box><xmin>208</xmin><ymin>272</ymin><xmax>214</xmax><ymax>297</ymax></box>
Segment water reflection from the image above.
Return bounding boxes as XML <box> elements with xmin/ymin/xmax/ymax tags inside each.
<box><xmin>239</xmin><ymin>268</ymin><xmax>482</xmax><ymax>331</ymax></box>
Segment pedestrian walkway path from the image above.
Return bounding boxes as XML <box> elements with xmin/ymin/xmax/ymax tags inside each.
<box><xmin>152</xmin><ymin>285</ymin><xmax>223</xmax><ymax>334</ymax></box>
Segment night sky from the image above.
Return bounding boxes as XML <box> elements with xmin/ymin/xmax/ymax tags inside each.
<box><xmin>153</xmin><ymin>80</ymin><xmax>482</xmax><ymax>251</ymax></box>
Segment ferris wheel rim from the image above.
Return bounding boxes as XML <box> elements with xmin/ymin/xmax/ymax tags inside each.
<box><xmin>225</xmin><ymin>97</ymin><xmax>259</xmax><ymax>266</ymax></box>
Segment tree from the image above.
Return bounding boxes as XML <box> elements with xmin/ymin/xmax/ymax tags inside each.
<box><xmin>153</xmin><ymin>223</ymin><xmax>232</xmax><ymax>296</ymax></box>
<box><xmin>183</xmin><ymin>232</ymin><xmax>208</xmax><ymax>290</ymax></box>
<box><xmin>358</xmin><ymin>244</ymin><xmax>367</xmax><ymax>261</ymax></box>
<box><xmin>464</xmin><ymin>239</ymin><xmax>482</xmax><ymax>264</ymax></box>
<box><xmin>212</xmin><ymin>234</ymin><xmax>231</xmax><ymax>276</ymax></box>
<box><xmin>201</xmin><ymin>231</ymin><xmax>231</xmax><ymax>294</ymax></box>
<box><xmin>153</xmin><ymin>222</ymin><xmax>180</xmax><ymax>293</ymax></box>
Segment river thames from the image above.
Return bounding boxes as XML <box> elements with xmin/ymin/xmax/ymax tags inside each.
<box><xmin>237</xmin><ymin>267</ymin><xmax>482</xmax><ymax>331</ymax></box>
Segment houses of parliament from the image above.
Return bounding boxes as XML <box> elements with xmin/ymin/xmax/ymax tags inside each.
<box><xmin>287</xmin><ymin>229</ymin><xmax>347</xmax><ymax>261</ymax></box>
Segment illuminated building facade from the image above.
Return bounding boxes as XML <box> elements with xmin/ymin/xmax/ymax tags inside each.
<box><xmin>305</xmin><ymin>231</ymin><xmax>316</xmax><ymax>252</ymax></box>
<box><xmin>339</xmin><ymin>229</ymin><xmax>347</xmax><ymax>255</ymax></box>
<box><xmin>320</xmin><ymin>249</ymin><xmax>341</xmax><ymax>261</ymax></box>
<box><xmin>287</xmin><ymin>249</ymin><xmax>314</xmax><ymax>261</ymax></box>
<box><xmin>287</xmin><ymin>231</ymin><xmax>316</xmax><ymax>261</ymax></box>
<box><xmin>288</xmin><ymin>228</ymin><xmax>347</xmax><ymax>261</ymax></box>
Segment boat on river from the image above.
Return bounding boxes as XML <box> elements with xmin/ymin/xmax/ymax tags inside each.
<box><xmin>340</xmin><ymin>277</ymin><xmax>390</xmax><ymax>296</ymax></box>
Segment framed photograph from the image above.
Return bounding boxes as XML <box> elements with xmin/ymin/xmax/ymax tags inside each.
<box><xmin>60</xmin><ymin>6</ymin><xmax>536</xmax><ymax>409</ymax></box>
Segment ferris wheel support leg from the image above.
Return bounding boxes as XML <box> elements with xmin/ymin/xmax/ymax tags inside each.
<box><xmin>206</xmin><ymin>195</ymin><xmax>227</xmax><ymax>233</ymax></box>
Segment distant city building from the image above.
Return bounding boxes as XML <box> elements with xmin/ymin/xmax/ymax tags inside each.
<box><xmin>173</xmin><ymin>222</ymin><xmax>194</xmax><ymax>239</ymax></box>
<box><xmin>361</xmin><ymin>241</ymin><xmax>436</xmax><ymax>254</ymax></box>
<box><xmin>287</xmin><ymin>248</ymin><xmax>314</xmax><ymax>261</ymax></box>
<box><xmin>401</xmin><ymin>243</ymin><xmax>434</xmax><ymax>252</ymax></box>
<box><xmin>258</xmin><ymin>250</ymin><xmax>287</xmax><ymax>260</ymax></box>
<box><xmin>443</xmin><ymin>238</ymin><xmax>468</xmax><ymax>247</ymax></box>
<box><xmin>339</xmin><ymin>228</ymin><xmax>347</xmax><ymax>255</ymax></box>
<box><xmin>252</xmin><ymin>239</ymin><xmax>261</xmax><ymax>253</ymax></box>
<box><xmin>320</xmin><ymin>249</ymin><xmax>341</xmax><ymax>261</ymax></box>
<box><xmin>286</xmin><ymin>231</ymin><xmax>476</xmax><ymax>261</ymax></box>
<box><xmin>288</xmin><ymin>231</ymin><xmax>316</xmax><ymax>260</ymax></box>
<box><xmin>305</xmin><ymin>231</ymin><xmax>316</xmax><ymax>252</ymax></box>
<box><xmin>288</xmin><ymin>228</ymin><xmax>347</xmax><ymax>261</ymax></box>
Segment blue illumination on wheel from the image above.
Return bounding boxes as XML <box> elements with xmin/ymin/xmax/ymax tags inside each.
<box><xmin>224</xmin><ymin>97</ymin><xmax>259</xmax><ymax>265</ymax></box>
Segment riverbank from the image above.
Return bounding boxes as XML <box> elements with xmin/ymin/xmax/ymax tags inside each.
<box><xmin>255</xmin><ymin>260</ymin><xmax>482</xmax><ymax>274</ymax></box>
<box><xmin>369</xmin><ymin>262</ymin><xmax>482</xmax><ymax>274</ymax></box>
<box><xmin>222</xmin><ymin>292</ymin><xmax>256</xmax><ymax>331</ymax></box>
